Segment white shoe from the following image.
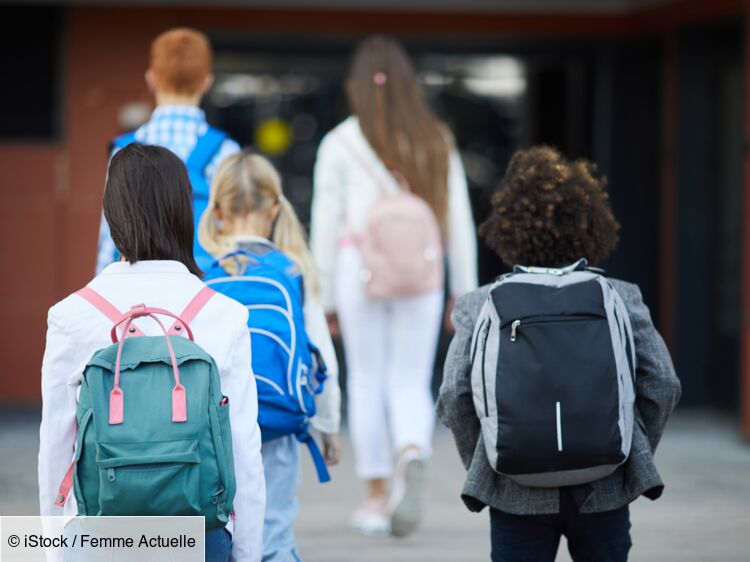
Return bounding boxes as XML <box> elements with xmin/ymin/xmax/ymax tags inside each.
<box><xmin>389</xmin><ymin>450</ymin><xmax>426</xmax><ymax>537</ymax></box>
<box><xmin>351</xmin><ymin>497</ymin><xmax>390</xmax><ymax>536</ymax></box>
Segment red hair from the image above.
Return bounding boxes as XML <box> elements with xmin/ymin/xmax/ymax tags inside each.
<box><xmin>150</xmin><ymin>28</ymin><xmax>212</xmax><ymax>95</ymax></box>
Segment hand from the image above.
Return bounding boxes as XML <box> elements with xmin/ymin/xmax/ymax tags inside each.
<box><xmin>321</xmin><ymin>432</ymin><xmax>341</xmax><ymax>466</ymax></box>
<box><xmin>326</xmin><ymin>313</ymin><xmax>340</xmax><ymax>339</ymax></box>
<box><xmin>443</xmin><ymin>296</ymin><xmax>456</xmax><ymax>333</ymax></box>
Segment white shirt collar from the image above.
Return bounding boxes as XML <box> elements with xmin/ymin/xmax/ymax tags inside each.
<box><xmin>99</xmin><ymin>260</ymin><xmax>191</xmax><ymax>276</ymax></box>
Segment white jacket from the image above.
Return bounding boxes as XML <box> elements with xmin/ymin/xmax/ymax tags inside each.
<box><xmin>38</xmin><ymin>260</ymin><xmax>265</xmax><ymax>562</ymax></box>
<box><xmin>311</xmin><ymin>116</ymin><xmax>478</xmax><ymax>311</ymax></box>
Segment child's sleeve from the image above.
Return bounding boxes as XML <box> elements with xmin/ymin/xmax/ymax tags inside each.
<box><xmin>221</xmin><ymin>311</ymin><xmax>265</xmax><ymax>562</ymax></box>
<box><xmin>310</xmin><ymin>133</ymin><xmax>346</xmax><ymax>313</ymax></box>
<box><xmin>435</xmin><ymin>295</ymin><xmax>481</xmax><ymax>471</ymax></box>
<box><xmin>625</xmin><ymin>285</ymin><xmax>682</xmax><ymax>452</ymax></box>
<box><xmin>304</xmin><ymin>288</ymin><xmax>341</xmax><ymax>435</ymax></box>
<box><xmin>38</xmin><ymin>307</ymin><xmax>79</xmax><ymax>515</ymax></box>
<box><xmin>446</xmin><ymin>149</ymin><xmax>478</xmax><ymax>298</ymax></box>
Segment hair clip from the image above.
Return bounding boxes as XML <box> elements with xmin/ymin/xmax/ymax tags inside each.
<box><xmin>373</xmin><ymin>72</ymin><xmax>387</xmax><ymax>86</ymax></box>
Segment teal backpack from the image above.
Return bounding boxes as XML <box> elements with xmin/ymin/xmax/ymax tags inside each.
<box><xmin>54</xmin><ymin>286</ymin><xmax>236</xmax><ymax>530</ymax></box>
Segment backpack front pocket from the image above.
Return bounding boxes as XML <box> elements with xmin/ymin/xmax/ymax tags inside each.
<box><xmin>96</xmin><ymin>439</ymin><xmax>201</xmax><ymax>516</ymax></box>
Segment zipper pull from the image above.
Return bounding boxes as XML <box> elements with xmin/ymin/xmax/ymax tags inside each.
<box><xmin>510</xmin><ymin>320</ymin><xmax>521</xmax><ymax>342</ymax></box>
<box><xmin>107</xmin><ymin>468</ymin><xmax>116</xmax><ymax>482</ymax></box>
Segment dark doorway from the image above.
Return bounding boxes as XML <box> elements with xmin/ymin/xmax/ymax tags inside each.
<box><xmin>676</xmin><ymin>19</ymin><xmax>744</xmax><ymax>411</ymax></box>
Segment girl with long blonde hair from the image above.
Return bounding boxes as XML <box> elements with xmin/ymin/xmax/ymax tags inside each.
<box><xmin>200</xmin><ymin>151</ymin><xmax>341</xmax><ymax>561</ymax></box>
<box><xmin>310</xmin><ymin>36</ymin><xmax>478</xmax><ymax>537</ymax></box>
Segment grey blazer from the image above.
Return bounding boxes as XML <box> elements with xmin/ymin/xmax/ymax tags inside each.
<box><xmin>435</xmin><ymin>279</ymin><xmax>681</xmax><ymax>515</ymax></box>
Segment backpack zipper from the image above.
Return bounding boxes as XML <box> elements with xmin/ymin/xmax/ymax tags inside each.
<box><xmin>480</xmin><ymin>321</ymin><xmax>491</xmax><ymax>416</ymax></box>
<box><xmin>471</xmin><ymin>318</ymin><xmax>487</xmax><ymax>364</ymax></box>
<box><xmin>510</xmin><ymin>320</ymin><xmax>521</xmax><ymax>342</ymax></box>
<box><xmin>507</xmin><ymin>314</ymin><xmax>604</xmax><ymax>342</ymax></box>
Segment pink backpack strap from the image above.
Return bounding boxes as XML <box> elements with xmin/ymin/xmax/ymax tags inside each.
<box><xmin>168</xmin><ymin>286</ymin><xmax>216</xmax><ymax>336</ymax></box>
<box><xmin>333</xmin><ymin>128</ymin><xmax>412</xmax><ymax>192</ymax></box>
<box><xmin>76</xmin><ymin>287</ymin><xmax>145</xmax><ymax>338</ymax></box>
<box><xmin>54</xmin><ymin>463</ymin><xmax>74</xmax><ymax>507</ymax></box>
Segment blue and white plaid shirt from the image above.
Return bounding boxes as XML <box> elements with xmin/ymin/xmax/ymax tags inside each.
<box><xmin>96</xmin><ymin>105</ymin><xmax>240</xmax><ymax>273</ymax></box>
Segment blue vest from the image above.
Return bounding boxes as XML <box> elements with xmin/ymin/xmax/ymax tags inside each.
<box><xmin>112</xmin><ymin>127</ymin><xmax>227</xmax><ymax>270</ymax></box>
<box><xmin>203</xmin><ymin>245</ymin><xmax>331</xmax><ymax>483</ymax></box>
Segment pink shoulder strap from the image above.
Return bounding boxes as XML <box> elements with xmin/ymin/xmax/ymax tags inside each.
<box><xmin>76</xmin><ymin>287</ymin><xmax>145</xmax><ymax>337</ymax></box>
<box><xmin>168</xmin><ymin>286</ymin><xmax>216</xmax><ymax>335</ymax></box>
<box><xmin>333</xmin><ymin>129</ymin><xmax>395</xmax><ymax>196</ymax></box>
<box><xmin>54</xmin><ymin>463</ymin><xmax>74</xmax><ymax>507</ymax></box>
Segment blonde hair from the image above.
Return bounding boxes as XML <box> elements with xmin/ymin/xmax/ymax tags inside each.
<box><xmin>199</xmin><ymin>152</ymin><xmax>319</xmax><ymax>294</ymax></box>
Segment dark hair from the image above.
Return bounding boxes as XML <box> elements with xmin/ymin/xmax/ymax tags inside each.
<box><xmin>479</xmin><ymin>145</ymin><xmax>620</xmax><ymax>268</ymax></box>
<box><xmin>104</xmin><ymin>143</ymin><xmax>201</xmax><ymax>276</ymax></box>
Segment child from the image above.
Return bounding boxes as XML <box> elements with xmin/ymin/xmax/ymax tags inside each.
<box><xmin>436</xmin><ymin>146</ymin><xmax>681</xmax><ymax>562</ymax></box>
<box><xmin>311</xmin><ymin>35</ymin><xmax>477</xmax><ymax>537</ymax></box>
<box><xmin>199</xmin><ymin>151</ymin><xmax>342</xmax><ymax>561</ymax></box>
<box><xmin>39</xmin><ymin>144</ymin><xmax>265</xmax><ymax>561</ymax></box>
<box><xmin>97</xmin><ymin>27</ymin><xmax>240</xmax><ymax>273</ymax></box>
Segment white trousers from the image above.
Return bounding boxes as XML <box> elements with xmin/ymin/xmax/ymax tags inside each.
<box><xmin>336</xmin><ymin>247</ymin><xmax>443</xmax><ymax>479</ymax></box>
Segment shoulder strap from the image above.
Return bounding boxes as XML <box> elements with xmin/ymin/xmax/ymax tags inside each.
<box><xmin>76</xmin><ymin>286</ymin><xmax>215</xmax><ymax>337</ymax></box>
<box><xmin>296</xmin><ymin>431</ymin><xmax>331</xmax><ymax>483</ymax></box>
<box><xmin>110</xmin><ymin>131</ymin><xmax>137</xmax><ymax>154</ymax></box>
<box><xmin>168</xmin><ymin>286</ymin><xmax>216</xmax><ymax>335</ymax></box>
<box><xmin>54</xmin><ymin>464</ymin><xmax>74</xmax><ymax>506</ymax></box>
<box><xmin>187</xmin><ymin>127</ymin><xmax>228</xmax><ymax>172</ymax></box>
<box><xmin>76</xmin><ymin>287</ymin><xmax>145</xmax><ymax>337</ymax></box>
<box><xmin>332</xmin><ymin>129</ymin><xmax>396</xmax><ymax>196</ymax></box>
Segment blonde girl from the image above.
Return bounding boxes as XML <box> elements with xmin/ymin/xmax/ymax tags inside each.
<box><xmin>200</xmin><ymin>151</ymin><xmax>341</xmax><ymax>562</ymax></box>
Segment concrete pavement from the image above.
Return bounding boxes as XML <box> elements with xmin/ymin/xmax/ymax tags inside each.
<box><xmin>2</xmin><ymin>411</ymin><xmax>749</xmax><ymax>561</ymax></box>
<box><xmin>294</xmin><ymin>413</ymin><xmax>750</xmax><ymax>562</ymax></box>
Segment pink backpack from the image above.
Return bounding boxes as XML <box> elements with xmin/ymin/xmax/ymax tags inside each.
<box><xmin>337</xmin><ymin>131</ymin><xmax>444</xmax><ymax>300</ymax></box>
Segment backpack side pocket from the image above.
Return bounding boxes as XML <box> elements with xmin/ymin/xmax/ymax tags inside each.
<box><xmin>72</xmin><ymin>408</ymin><xmax>94</xmax><ymax>515</ymax></box>
<box><xmin>208</xmin><ymin>397</ymin><xmax>236</xmax><ymax>525</ymax></box>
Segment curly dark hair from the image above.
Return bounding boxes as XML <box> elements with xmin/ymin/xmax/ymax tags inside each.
<box><xmin>479</xmin><ymin>146</ymin><xmax>620</xmax><ymax>268</ymax></box>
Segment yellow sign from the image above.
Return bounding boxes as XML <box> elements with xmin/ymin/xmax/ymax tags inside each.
<box><xmin>255</xmin><ymin>118</ymin><xmax>293</xmax><ymax>156</ymax></box>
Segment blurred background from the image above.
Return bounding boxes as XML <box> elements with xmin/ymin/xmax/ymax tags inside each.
<box><xmin>0</xmin><ymin>1</ymin><xmax>749</xmax><ymax>560</ymax></box>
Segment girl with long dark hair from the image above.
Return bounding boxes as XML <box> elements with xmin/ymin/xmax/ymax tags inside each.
<box><xmin>39</xmin><ymin>144</ymin><xmax>266</xmax><ymax>561</ymax></box>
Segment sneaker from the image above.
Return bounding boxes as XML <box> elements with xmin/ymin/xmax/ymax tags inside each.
<box><xmin>351</xmin><ymin>496</ymin><xmax>390</xmax><ymax>536</ymax></box>
<box><xmin>389</xmin><ymin>450</ymin><xmax>426</xmax><ymax>537</ymax></box>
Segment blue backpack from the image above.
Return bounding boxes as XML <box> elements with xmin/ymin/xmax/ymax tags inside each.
<box><xmin>112</xmin><ymin>127</ymin><xmax>228</xmax><ymax>270</ymax></box>
<box><xmin>203</xmin><ymin>244</ymin><xmax>330</xmax><ymax>482</ymax></box>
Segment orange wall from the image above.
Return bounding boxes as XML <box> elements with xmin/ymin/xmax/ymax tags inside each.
<box><xmin>0</xmin><ymin>9</ymin><xmax>160</xmax><ymax>403</ymax></box>
<box><xmin>0</xmin><ymin>147</ymin><xmax>63</xmax><ymax>401</ymax></box>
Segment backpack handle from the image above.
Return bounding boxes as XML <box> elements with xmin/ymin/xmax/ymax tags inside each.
<box><xmin>109</xmin><ymin>306</ymin><xmax>189</xmax><ymax>426</ymax></box>
<box><xmin>110</xmin><ymin>306</ymin><xmax>194</xmax><ymax>343</ymax></box>
<box><xmin>513</xmin><ymin>258</ymin><xmax>589</xmax><ymax>275</ymax></box>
